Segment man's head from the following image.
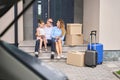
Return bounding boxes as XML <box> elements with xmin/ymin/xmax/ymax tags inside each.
<box><xmin>46</xmin><ymin>18</ymin><xmax>53</xmax><ymax>27</ymax></box>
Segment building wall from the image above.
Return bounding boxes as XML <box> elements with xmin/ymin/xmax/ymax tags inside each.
<box><xmin>83</xmin><ymin>0</ymin><xmax>100</xmax><ymax>42</ymax></box>
<box><xmin>0</xmin><ymin>1</ymin><xmax>23</xmax><ymax>44</ymax></box>
<box><xmin>18</xmin><ymin>1</ymin><xmax>24</xmax><ymax>43</ymax></box>
<box><xmin>83</xmin><ymin>0</ymin><xmax>120</xmax><ymax>50</ymax></box>
<box><xmin>23</xmin><ymin>0</ymin><xmax>33</xmax><ymax>40</ymax></box>
<box><xmin>99</xmin><ymin>0</ymin><xmax>120</xmax><ymax>50</ymax></box>
<box><xmin>0</xmin><ymin>6</ymin><xmax>15</xmax><ymax>43</ymax></box>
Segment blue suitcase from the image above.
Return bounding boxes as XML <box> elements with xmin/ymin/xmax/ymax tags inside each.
<box><xmin>88</xmin><ymin>43</ymin><xmax>103</xmax><ymax>64</ymax></box>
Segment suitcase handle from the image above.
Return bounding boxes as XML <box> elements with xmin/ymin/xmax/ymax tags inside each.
<box><xmin>89</xmin><ymin>30</ymin><xmax>97</xmax><ymax>50</ymax></box>
<box><xmin>90</xmin><ymin>30</ymin><xmax>97</xmax><ymax>36</ymax></box>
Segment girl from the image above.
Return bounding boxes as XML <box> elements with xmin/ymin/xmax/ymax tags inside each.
<box><xmin>36</xmin><ymin>20</ymin><xmax>47</xmax><ymax>53</ymax></box>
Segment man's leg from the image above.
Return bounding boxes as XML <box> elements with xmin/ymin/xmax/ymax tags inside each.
<box><xmin>35</xmin><ymin>39</ymin><xmax>40</xmax><ymax>57</ymax></box>
<box><xmin>51</xmin><ymin>38</ymin><xmax>56</xmax><ymax>52</ymax></box>
<box><xmin>47</xmin><ymin>39</ymin><xmax>51</xmax><ymax>46</ymax></box>
<box><xmin>50</xmin><ymin>38</ymin><xmax>56</xmax><ymax>59</ymax></box>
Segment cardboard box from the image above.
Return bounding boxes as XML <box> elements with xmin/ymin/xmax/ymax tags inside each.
<box><xmin>67</xmin><ymin>51</ymin><xmax>85</xmax><ymax>67</ymax></box>
<box><xmin>67</xmin><ymin>24</ymin><xmax>82</xmax><ymax>35</ymax></box>
<box><xmin>65</xmin><ymin>34</ymin><xmax>84</xmax><ymax>46</ymax></box>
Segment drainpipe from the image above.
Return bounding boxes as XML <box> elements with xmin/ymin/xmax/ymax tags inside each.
<box><xmin>14</xmin><ymin>3</ymin><xmax>18</xmax><ymax>47</ymax></box>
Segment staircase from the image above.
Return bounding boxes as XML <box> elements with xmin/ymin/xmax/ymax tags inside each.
<box><xmin>18</xmin><ymin>40</ymin><xmax>88</xmax><ymax>60</ymax></box>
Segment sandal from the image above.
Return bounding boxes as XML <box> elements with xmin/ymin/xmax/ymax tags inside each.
<box><xmin>39</xmin><ymin>49</ymin><xmax>42</xmax><ymax>53</ymax></box>
<box><xmin>45</xmin><ymin>48</ymin><xmax>47</xmax><ymax>51</ymax></box>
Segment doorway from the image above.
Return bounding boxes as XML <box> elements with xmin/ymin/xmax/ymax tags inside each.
<box><xmin>33</xmin><ymin>0</ymin><xmax>74</xmax><ymax>39</ymax></box>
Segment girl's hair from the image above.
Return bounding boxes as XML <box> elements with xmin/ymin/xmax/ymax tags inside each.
<box><xmin>39</xmin><ymin>20</ymin><xmax>44</xmax><ymax>24</ymax></box>
<box><xmin>58</xmin><ymin>19</ymin><xmax>66</xmax><ymax>36</ymax></box>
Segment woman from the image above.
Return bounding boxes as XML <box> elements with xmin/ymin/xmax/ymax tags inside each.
<box><xmin>51</xmin><ymin>19</ymin><xmax>66</xmax><ymax>59</ymax></box>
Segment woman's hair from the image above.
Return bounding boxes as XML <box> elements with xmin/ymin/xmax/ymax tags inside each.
<box><xmin>58</xmin><ymin>19</ymin><xmax>66</xmax><ymax>36</ymax></box>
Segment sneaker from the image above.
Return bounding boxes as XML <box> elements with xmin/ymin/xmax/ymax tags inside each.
<box><xmin>51</xmin><ymin>52</ymin><xmax>55</xmax><ymax>54</ymax></box>
<box><xmin>61</xmin><ymin>54</ymin><xmax>66</xmax><ymax>59</ymax></box>
<box><xmin>35</xmin><ymin>52</ymin><xmax>38</xmax><ymax>57</ymax></box>
<box><xmin>35</xmin><ymin>52</ymin><xmax>38</xmax><ymax>55</ymax></box>
<box><xmin>57</xmin><ymin>56</ymin><xmax>61</xmax><ymax>59</ymax></box>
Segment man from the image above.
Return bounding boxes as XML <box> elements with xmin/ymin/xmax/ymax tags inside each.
<box><xmin>34</xmin><ymin>18</ymin><xmax>55</xmax><ymax>57</ymax></box>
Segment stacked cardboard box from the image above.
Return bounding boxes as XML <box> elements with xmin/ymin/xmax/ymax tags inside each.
<box><xmin>65</xmin><ymin>24</ymin><xmax>83</xmax><ymax>46</ymax></box>
<box><xmin>66</xmin><ymin>51</ymin><xmax>85</xmax><ymax>67</ymax></box>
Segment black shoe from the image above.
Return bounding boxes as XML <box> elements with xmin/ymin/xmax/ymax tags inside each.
<box><xmin>35</xmin><ymin>54</ymin><xmax>39</xmax><ymax>57</ymax></box>
<box><xmin>50</xmin><ymin>53</ymin><xmax>54</xmax><ymax>59</ymax></box>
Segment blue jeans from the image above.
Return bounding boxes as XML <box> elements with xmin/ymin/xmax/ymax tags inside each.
<box><xmin>51</xmin><ymin>38</ymin><xmax>56</xmax><ymax>52</ymax></box>
<box><xmin>35</xmin><ymin>39</ymin><xmax>40</xmax><ymax>52</ymax></box>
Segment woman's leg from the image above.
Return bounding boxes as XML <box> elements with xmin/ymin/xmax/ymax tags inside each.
<box><xmin>56</xmin><ymin>42</ymin><xmax>60</xmax><ymax>57</ymax></box>
<box><xmin>58</xmin><ymin>40</ymin><xmax>62</xmax><ymax>56</ymax></box>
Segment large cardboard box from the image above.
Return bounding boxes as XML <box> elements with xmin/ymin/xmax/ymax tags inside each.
<box><xmin>65</xmin><ymin>34</ymin><xmax>84</xmax><ymax>46</ymax></box>
<box><xmin>67</xmin><ymin>24</ymin><xmax>82</xmax><ymax>35</ymax></box>
<box><xmin>67</xmin><ymin>51</ymin><xmax>85</xmax><ymax>67</ymax></box>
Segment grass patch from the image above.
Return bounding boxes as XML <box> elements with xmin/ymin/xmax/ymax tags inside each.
<box><xmin>113</xmin><ymin>70</ymin><xmax>120</xmax><ymax>79</ymax></box>
<box><xmin>116</xmin><ymin>70</ymin><xmax>120</xmax><ymax>75</ymax></box>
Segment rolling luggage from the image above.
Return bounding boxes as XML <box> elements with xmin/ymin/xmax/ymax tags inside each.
<box><xmin>88</xmin><ymin>43</ymin><xmax>103</xmax><ymax>64</ymax></box>
<box><xmin>87</xmin><ymin>31</ymin><xmax>103</xmax><ymax>64</ymax></box>
<box><xmin>85</xmin><ymin>30</ymin><xmax>97</xmax><ymax>67</ymax></box>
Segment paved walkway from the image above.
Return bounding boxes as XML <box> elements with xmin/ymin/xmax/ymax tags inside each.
<box><xmin>42</xmin><ymin>59</ymin><xmax>120</xmax><ymax>80</ymax></box>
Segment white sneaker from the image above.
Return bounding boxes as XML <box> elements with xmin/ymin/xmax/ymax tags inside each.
<box><xmin>35</xmin><ymin>52</ymin><xmax>38</xmax><ymax>55</ymax></box>
<box><xmin>57</xmin><ymin>56</ymin><xmax>61</xmax><ymax>59</ymax></box>
<box><xmin>51</xmin><ymin>52</ymin><xmax>55</xmax><ymax>54</ymax></box>
<box><xmin>61</xmin><ymin>55</ymin><xmax>65</xmax><ymax>58</ymax></box>
<box><xmin>35</xmin><ymin>52</ymin><xmax>39</xmax><ymax>57</ymax></box>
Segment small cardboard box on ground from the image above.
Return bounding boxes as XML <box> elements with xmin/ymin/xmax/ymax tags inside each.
<box><xmin>67</xmin><ymin>23</ymin><xmax>82</xmax><ymax>35</ymax></box>
<box><xmin>65</xmin><ymin>34</ymin><xmax>84</xmax><ymax>46</ymax></box>
<box><xmin>67</xmin><ymin>51</ymin><xmax>85</xmax><ymax>67</ymax></box>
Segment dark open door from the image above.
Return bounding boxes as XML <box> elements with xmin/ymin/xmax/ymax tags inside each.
<box><xmin>33</xmin><ymin>0</ymin><xmax>74</xmax><ymax>39</ymax></box>
<box><xmin>33</xmin><ymin>0</ymin><xmax>49</xmax><ymax>39</ymax></box>
<box><xmin>50</xmin><ymin>0</ymin><xmax>74</xmax><ymax>26</ymax></box>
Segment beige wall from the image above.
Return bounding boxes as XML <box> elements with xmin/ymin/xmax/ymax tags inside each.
<box><xmin>83</xmin><ymin>0</ymin><xmax>100</xmax><ymax>42</ymax></box>
<box><xmin>0</xmin><ymin>1</ymin><xmax>23</xmax><ymax>44</ymax></box>
<box><xmin>83</xmin><ymin>0</ymin><xmax>120</xmax><ymax>50</ymax></box>
<box><xmin>0</xmin><ymin>6</ymin><xmax>15</xmax><ymax>43</ymax></box>
<box><xmin>99</xmin><ymin>0</ymin><xmax>120</xmax><ymax>50</ymax></box>
<box><xmin>18</xmin><ymin>1</ymin><xmax>24</xmax><ymax>43</ymax></box>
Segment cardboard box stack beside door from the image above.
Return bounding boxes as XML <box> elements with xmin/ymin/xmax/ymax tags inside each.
<box><xmin>66</xmin><ymin>51</ymin><xmax>85</xmax><ymax>67</ymax></box>
<box><xmin>65</xmin><ymin>23</ymin><xmax>84</xmax><ymax>46</ymax></box>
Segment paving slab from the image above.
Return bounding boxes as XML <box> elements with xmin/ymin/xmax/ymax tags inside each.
<box><xmin>41</xmin><ymin>60</ymin><xmax>120</xmax><ymax>80</ymax></box>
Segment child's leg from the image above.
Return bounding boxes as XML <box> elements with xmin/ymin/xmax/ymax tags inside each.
<box><xmin>43</xmin><ymin>38</ymin><xmax>47</xmax><ymax>50</ymax></box>
<box><xmin>39</xmin><ymin>38</ymin><xmax>43</xmax><ymax>50</ymax></box>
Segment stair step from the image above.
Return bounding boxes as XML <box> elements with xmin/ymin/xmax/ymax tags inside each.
<box><xmin>18</xmin><ymin>40</ymin><xmax>88</xmax><ymax>60</ymax></box>
<box><xmin>19</xmin><ymin>45</ymin><xmax>87</xmax><ymax>53</ymax></box>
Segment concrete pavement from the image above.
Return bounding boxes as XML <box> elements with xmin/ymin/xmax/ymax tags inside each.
<box><xmin>42</xmin><ymin>59</ymin><xmax>120</xmax><ymax>80</ymax></box>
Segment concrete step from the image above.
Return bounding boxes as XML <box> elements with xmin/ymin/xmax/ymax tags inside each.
<box><xmin>19</xmin><ymin>40</ymin><xmax>87</xmax><ymax>53</ymax></box>
<box><xmin>18</xmin><ymin>40</ymin><xmax>88</xmax><ymax>60</ymax></box>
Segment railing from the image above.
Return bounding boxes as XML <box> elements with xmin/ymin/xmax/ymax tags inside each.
<box><xmin>0</xmin><ymin>40</ymin><xmax>68</xmax><ymax>80</ymax></box>
<box><xmin>0</xmin><ymin>0</ymin><xmax>68</xmax><ymax>80</ymax></box>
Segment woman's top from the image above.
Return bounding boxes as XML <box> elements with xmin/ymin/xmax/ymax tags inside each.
<box><xmin>51</xmin><ymin>26</ymin><xmax>62</xmax><ymax>38</ymax></box>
